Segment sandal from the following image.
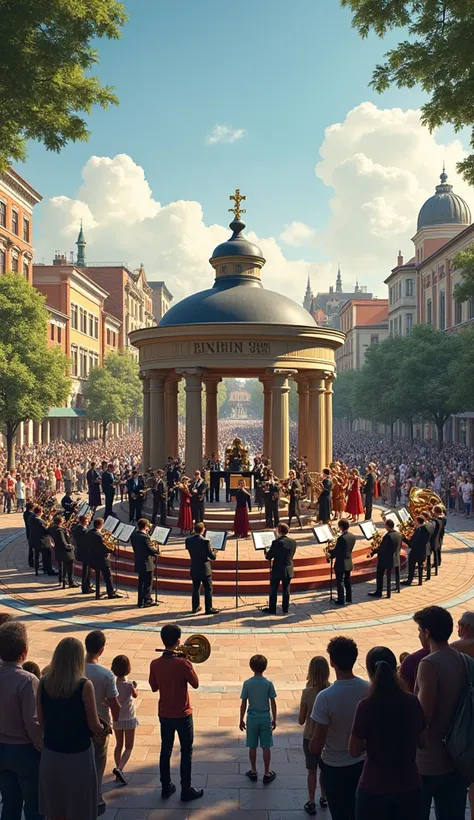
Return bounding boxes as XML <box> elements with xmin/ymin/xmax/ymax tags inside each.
<box><xmin>319</xmin><ymin>796</ymin><xmax>328</xmax><ymax>808</ymax></box>
<box><xmin>263</xmin><ymin>771</ymin><xmax>276</xmax><ymax>784</ymax></box>
<box><xmin>304</xmin><ymin>801</ymin><xmax>317</xmax><ymax>816</ymax></box>
<box><xmin>245</xmin><ymin>770</ymin><xmax>258</xmax><ymax>781</ymax></box>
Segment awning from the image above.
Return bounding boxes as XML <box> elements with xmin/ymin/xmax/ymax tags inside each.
<box><xmin>46</xmin><ymin>408</ymin><xmax>87</xmax><ymax>419</ymax></box>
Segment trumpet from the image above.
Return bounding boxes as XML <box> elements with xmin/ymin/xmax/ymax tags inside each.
<box><xmin>366</xmin><ymin>529</ymin><xmax>383</xmax><ymax>559</ymax></box>
<box><xmin>156</xmin><ymin>634</ymin><xmax>211</xmax><ymax>664</ymax></box>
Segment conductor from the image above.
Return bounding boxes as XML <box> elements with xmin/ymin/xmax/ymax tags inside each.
<box><xmin>130</xmin><ymin>518</ymin><xmax>159</xmax><ymax>608</ymax></box>
<box><xmin>368</xmin><ymin>518</ymin><xmax>401</xmax><ymax>599</ymax></box>
<box><xmin>185</xmin><ymin>522</ymin><xmax>219</xmax><ymax>615</ymax></box>
<box><xmin>262</xmin><ymin>523</ymin><xmax>296</xmax><ymax>615</ymax></box>
<box><xmin>329</xmin><ymin>518</ymin><xmax>355</xmax><ymax>606</ymax></box>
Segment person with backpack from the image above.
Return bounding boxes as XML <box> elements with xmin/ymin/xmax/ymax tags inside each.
<box><xmin>413</xmin><ymin>606</ymin><xmax>470</xmax><ymax>820</ymax></box>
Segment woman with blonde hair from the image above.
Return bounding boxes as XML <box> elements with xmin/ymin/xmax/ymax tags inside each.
<box><xmin>37</xmin><ymin>636</ymin><xmax>104</xmax><ymax>820</ymax></box>
<box><xmin>299</xmin><ymin>656</ymin><xmax>330</xmax><ymax>815</ymax></box>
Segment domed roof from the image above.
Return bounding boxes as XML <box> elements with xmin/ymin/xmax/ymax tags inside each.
<box><xmin>159</xmin><ymin>204</ymin><xmax>316</xmax><ymax>328</ymax></box>
<box><xmin>417</xmin><ymin>170</ymin><xmax>471</xmax><ymax>230</ymax></box>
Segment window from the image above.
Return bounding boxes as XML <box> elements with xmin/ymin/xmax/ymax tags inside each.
<box><xmin>11</xmin><ymin>255</ymin><xmax>18</xmax><ymax>273</ymax></box>
<box><xmin>370</xmin><ymin>335</ymin><xmax>379</xmax><ymax>345</ymax></box>
<box><xmin>89</xmin><ymin>352</ymin><xmax>94</xmax><ymax>372</ymax></box>
<box><xmin>427</xmin><ymin>298</ymin><xmax>432</xmax><ymax>325</ymax></box>
<box><xmin>439</xmin><ymin>290</ymin><xmax>446</xmax><ymax>330</ymax></box>
<box><xmin>0</xmin><ymin>250</ymin><xmax>5</xmax><ymax>274</ymax></box>
<box><xmin>406</xmin><ymin>313</ymin><xmax>413</xmax><ymax>332</ymax></box>
<box><xmin>406</xmin><ymin>279</ymin><xmax>415</xmax><ymax>297</ymax></box>
<box><xmin>71</xmin><ymin>303</ymin><xmax>78</xmax><ymax>329</ymax></box>
<box><xmin>71</xmin><ymin>347</ymin><xmax>78</xmax><ymax>377</ymax></box>
<box><xmin>88</xmin><ymin>313</ymin><xmax>93</xmax><ymax>337</ymax></box>
<box><xmin>11</xmin><ymin>210</ymin><xmax>18</xmax><ymax>235</ymax></box>
<box><xmin>399</xmin><ymin>282</ymin><xmax>402</xmax><ymax>299</ymax></box>
<box><xmin>23</xmin><ymin>260</ymin><xmax>29</xmax><ymax>278</ymax></box>
<box><xmin>0</xmin><ymin>201</ymin><xmax>5</xmax><ymax>228</ymax></box>
<box><xmin>57</xmin><ymin>326</ymin><xmax>62</xmax><ymax>344</ymax></box>
<box><xmin>399</xmin><ymin>315</ymin><xmax>403</xmax><ymax>335</ymax></box>
<box><xmin>23</xmin><ymin>217</ymin><xmax>29</xmax><ymax>243</ymax></box>
<box><xmin>80</xmin><ymin>307</ymin><xmax>87</xmax><ymax>334</ymax></box>
<box><xmin>112</xmin><ymin>331</ymin><xmax>116</xmax><ymax>346</ymax></box>
<box><xmin>106</xmin><ymin>328</ymin><xmax>111</xmax><ymax>345</ymax></box>
<box><xmin>79</xmin><ymin>349</ymin><xmax>87</xmax><ymax>377</ymax></box>
<box><xmin>50</xmin><ymin>324</ymin><xmax>55</xmax><ymax>341</ymax></box>
<box><xmin>94</xmin><ymin>317</ymin><xmax>99</xmax><ymax>339</ymax></box>
<box><xmin>469</xmin><ymin>298</ymin><xmax>474</xmax><ymax>320</ymax></box>
<box><xmin>455</xmin><ymin>301</ymin><xmax>463</xmax><ymax>325</ymax></box>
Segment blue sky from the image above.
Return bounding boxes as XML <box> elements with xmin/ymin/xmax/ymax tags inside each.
<box><xmin>21</xmin><ymin>0</ymin><xmax>473</xmax><ymax>299</ymax></box>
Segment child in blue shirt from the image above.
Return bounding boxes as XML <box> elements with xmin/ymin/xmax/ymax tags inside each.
<box><xmin>239</xmin><ymin>654</ymin><xmax>277</xmax><ymax>783</ymax></box>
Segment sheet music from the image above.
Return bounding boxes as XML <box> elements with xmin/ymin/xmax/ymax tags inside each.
<box><xmin>151</xmin><ymin>525</ymin><xmax>172</xmax><ymax>546</ymax></box>
<box><xmin>252</xmin><ymin>531</ymin><xmax>275</xmax><ymax>551</ymax></box>
<box><xmin>117</xmin><ymin>523</ymin><xmax>135</xmax><ymax>542</ymax></box>
<box><xmin>359</xmin><ymin>520</ymin><xmax>377</xmax><ymax>540</ymax></box>
<box><xmin>77</xmin><ymin>503</ymin><xmax>89</xmax><ymax>516</ymax></box>
<box><xmin>205</xmin><ymin>530</ymin><xmax>227</xmax><ymax>551</ymax></box>
<box><xmin>312</xmin><ymin>524</ymin><xmax>334</xmax><ymax>544</ymax></box>
<box><xmin>113</xmin><ymin>522</ymin><xmax>124</xmax><ymax>540</ymax></box>
<box><xmin>103</xmin><ymin>516</ymin><xmax>119</xmax><ymax>533</ymax></box>
<box><xmin>398</xmin><ymin>507</ymin><xmax>411</xmax><ymax>523</ymax></box>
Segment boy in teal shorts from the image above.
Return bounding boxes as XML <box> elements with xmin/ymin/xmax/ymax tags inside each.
<box><xmin>239</xmin><ymin>654</ymin><xmax>277</xmax><ymax>783</ymax></box>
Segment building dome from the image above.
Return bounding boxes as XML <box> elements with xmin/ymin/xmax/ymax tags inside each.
<box><xmin>159</xmin><ymin>210</ymin><xmax>317</xmax><ymax>328</ymax></box>
<box><xmin>417</xmin><ymin>169</ymin><xmax>471</xmax><ymax>231</ymax></box>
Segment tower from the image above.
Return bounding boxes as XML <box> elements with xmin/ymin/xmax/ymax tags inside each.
<box><xmin>335</xmin><ymin>265</ymin><xmax>342</xmax><ymax>293</ymax></box>
<box><xmin>303</xmin><ymin>275</ymin><xmax>313</xmax><ymax>312</ymax></box>
<box><xmin>76</xmin><ymin>221</ymin><xmax>86</xmax><ymax>267</ymax></box>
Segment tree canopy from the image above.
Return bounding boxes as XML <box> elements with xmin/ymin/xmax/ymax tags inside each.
<box><xmin>341</xmin><ymin>0</ymin><xmax>474</xmax><ymax>184</ymax></box>
<box><xmin>453</xmin><ymin>245</ymin><xmax>474</xmax><ymax>305</ymax></box>
<box><xmin>84</xmin><ymin>349</ymin><xmax>140</xmax><ymax>443</ymax></box>
<box><xmin>0</xmin><ymin>0</ymin><xmax>127</xmax><ymax>169</ymax></box>
<box><xmin>0</xmin><ymin>273</ymin><xmax>70</xmax><ymax>467</ymax></box>
<box><xmin>333</xmin><ymin>369</ymin><xmax>362</xmax><ymax>429</ymax></box>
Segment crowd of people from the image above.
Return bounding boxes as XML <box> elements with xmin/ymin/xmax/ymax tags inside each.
<box><xmin>0</xmin><ymin>605</ymin><xmax>473</xmax><ymax>820</ymax></box>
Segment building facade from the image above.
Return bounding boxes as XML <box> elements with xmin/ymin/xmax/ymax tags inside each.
<box><xmin>149</xmin><ymin>280</ymin><xmax>173</xmax><ymax>323</ymax></box>
<box><xmin>0</xmin><ymin>168</ymin><xmax>42</xmax><ymax>282</ymax></box>
<box><xmin>336</xmin><ymin>299</ymin><xmax>389</xmax><ymax>371</ymax></box>
<box><xmin>304</xmin><ymin>268</ymin><xmax>372</xmax><ymax>328</ymax></box>
<box><xmin>385</xmin><ymin>252</ymin><xmax>416</xmax><ymax>337</ymax></box>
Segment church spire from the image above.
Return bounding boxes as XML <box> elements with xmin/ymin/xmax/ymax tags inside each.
<box><xmin>303</xmin><ymin>275</ymin><xmax>313</xmax><ymax>312</ymax></box>
<box><xmin>336</xmin><ymin>265</ymin><xmax>342</xmax><ymax>293</ymax></box>
<box><xmin>76</xmin><ymin>220</ymin><xmax>86</xmax><ymax>267</ymax></box>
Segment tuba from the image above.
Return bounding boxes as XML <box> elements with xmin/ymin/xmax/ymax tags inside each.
<box><xmin>157</xmin><ymin>634</ymin><xmax>211</xmax><ymax>664</ymax></box>
<box><xmin>408</xmin><ymin>486</ymin><xmax>444</xmax><ymax>520</ymax></box>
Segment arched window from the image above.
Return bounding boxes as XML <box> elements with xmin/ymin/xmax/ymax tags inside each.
<box><xmin>427</xmin><ymin>298</ymin><xmax>432</xmax><ymax>325</ymax></box>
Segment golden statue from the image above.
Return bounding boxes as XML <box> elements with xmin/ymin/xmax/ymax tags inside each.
<box><xmin>229</xmin><ymin>189</ymin><xmax>247</xmax><ymax>220</ymax></box>
<box><xmin>224</xmin><ymin>437</ymin><xmax>250</xmax><ymax>471</ymax></box>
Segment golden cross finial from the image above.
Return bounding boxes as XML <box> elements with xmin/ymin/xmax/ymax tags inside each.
<box><xmin>229</xmin><ymin>189</ymin><xmax>246</xmax><ymax>220</ymax></box>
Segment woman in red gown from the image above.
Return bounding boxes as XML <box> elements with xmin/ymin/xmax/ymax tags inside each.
<box><xmin>177</xmin><ymin>479</ymin><xmax>193</xmax><ymax>535</ymax></box>
<box><xmin>345</xmin><ymin>468</ymin><xmax>364</xmax><ymax>522</ymax></box>
<box><xmin>233</xmin><ymin>480</ymin><xmax>252</xmax><ymax>538</ymax></box>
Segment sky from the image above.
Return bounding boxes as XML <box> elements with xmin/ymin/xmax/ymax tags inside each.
<box><xmin>20</xmin><ymin>0</ymin><xmax>474</xmax><ymax>304</ymax></box>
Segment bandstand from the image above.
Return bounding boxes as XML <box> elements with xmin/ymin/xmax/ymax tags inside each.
<box><xmin>130</xmin><ymin>191</ymin><xmax>345</xmax><ymax>477</ymax></box>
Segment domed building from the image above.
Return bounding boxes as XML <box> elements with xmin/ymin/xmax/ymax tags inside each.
<box><xmin>413</xmin><ymin>169</ymin><xmax>471</xmax><ymax>266</ymax></box>
<box><xmin>130</xmin><ymin>191</ymin><xmax>344</xmax><ymax>476</ymax></box>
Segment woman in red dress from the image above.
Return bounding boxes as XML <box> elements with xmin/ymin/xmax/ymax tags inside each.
<box><xmin>233</xmin><ymin>480</ymin><xmax>252</xmax><ymax>538</ymax></box>
<box><xmin>345</xmin><ymin>468</ymin><xmax>364</xmax><ymax>522</ymax></box>
<box><xmin>177</xmin><ymin>478</ymin><xmax>193</xmax><ymax>535</ymax></box>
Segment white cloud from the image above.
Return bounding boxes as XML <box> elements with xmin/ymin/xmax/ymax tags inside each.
<box><xmin>206</xmin><ymin>124</ymin><xmax>246</xmax><ymax>145</ymax></box>
<box><xmin>280</xmin><ymin>221</ymin><xmax>317</xmax><ymax>247</ymax></box>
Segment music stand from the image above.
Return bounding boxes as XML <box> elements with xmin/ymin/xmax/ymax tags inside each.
<box><xmin>113</xmin><ymin>523</ymin><xmax>135</xmax><ymax>596</ymax></box>
<box><xmin>398</xmin><ymin>507</ymin><xmax>411</xmax><ymax>523</ymax></box>
<box><xmin>313</xmin><ymin>524</ymin><xmax>337</xmax><ymax>602</ymax></box>
<box><xmin>359</xmin><ymin>520</ymin><xmax>377</xmax><ymax>540</ymax></box>
<box><xmin>382</xmin><ymin>510</ymin><xmax>400</xmax><ymax>531</ymax></box>
<box><xmin>151</xmin><ymin>525</ymin><xmax>172</xmax><ymax>604</ymax></box>
<box><xmin>252</xmin><ymin>530</ymin><xmax>277</xmax><ymax>611</ymax></box>
<box><xmin>103</xmin><ymin>516</ymin><xmax>119</xmax><ymax>535</ymax></box>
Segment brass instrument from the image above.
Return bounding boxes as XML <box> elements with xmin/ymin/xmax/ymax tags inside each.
<box><xmin>366</xmin><ymin>529</ymin><xmax>383</xmax><ymax>559</ymax></box>
<box><xmin>156</xmin><ymin>633</ymin><xmax>211</xmax><ymax>664</ymax></box>
<box><xmin>102</xmin><ymin>529</ymin><xmax>119</xmax><ymax>550</ymax></box>
<box><xmin>324</xmin><ymin>525</ymin><xmax>339</xmax><ymax>562</ymax></box>
<box><xmin>398</xmin><ymin>519</ymin><xmax>415</xmax><ymax>541</ymax></box>
<box><xmin>307</xmin><ymin>472</ymin><xmax>323</xmax><ymax>502</ymax></box>
<box><xmin>131</xmin><ymin>487</ymin><xmax>150</xmax><ymax>500</ymax></box>
<box><xmin>224</xmin><ymin>437</ymin><xmax>250</xmax><ymax>470</ymax></box>
<box><xmin>408</xmin><ymin>486</ymin><xmax>444</xmax><ymax>520</ymax></box>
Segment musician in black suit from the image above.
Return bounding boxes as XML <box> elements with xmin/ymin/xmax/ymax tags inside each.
<box><xmin>264</xmin><ymin>471</ymin><xmax>280</xmax><ymax>528</ymax></box>
<box><xmin>23</xmin><ymin>500</ymin><xmax>34</xmax><ymax>567</ymax></box>
<box><xmin>318</xmin><ymin>469</ymin><xmax>332</xmax><ymax>524</ymax></box>
<box><xmin>71</xmin><ymin>514</ymin><xmax>93</xmax><ymax>593</ymax></box>
<box><xmin>392</xmin><ymin>522</ymin><xmax>402</xmax><ymax>593</ymax></box>
<box><xmin>207</xmin><ymin>454</ymin><xmax>221</xmax><ymax>502</ymax></box>
<box><xmin>432</xmin><ymin>504</ymin><xmax>447</xmax><ymax>567</ymax></box>
<box><xmin>363</xmin><ymin>464</ymin><xmax>376</xmax><ymax>520</ymax></box>
<box><xmin>402</xmin><ymin>516</ymin><xmax>431</xmax><ymax>586</ymax></box>
<box><xmin>86</xmin><ymin>518</ymin><xmax>121</xmax><ymax>600</ymax></box>
<box><xmin>368</xmin><ymin>519</ymin><xmax>401</xmax><ymax>599</ymax></box>
<box><xmin>60</xmin><ymin>492</ymin><xmax>76</xmax><ymax>522</ymax></box>
<box><xmin>131</xmin><ymin>518</ymin><xmax>159</xmax><ymax>608</ymax></box>
<box><xmin>29</xmin><ymin>506</ymin><xmax>55</xmax><ymax>576</ymax></box>
<box><xmin>49</xmin><ymin>514</ymin><xmax>78</xmax><ymax>588</ymax></box>
<box><xmin>287</xmin><ymin>470</ymin><xmax>302</xmax><ymax>530</ymax></box>
<box><xmin>425</xmin><ymin>510</ymin><xmax>441</xmax><ymax>577</ymax></box>
<box><xmin>423</xmin><ymin>515</ymin><xmax>436</xmax><ymax>581</ymax></box>
<box><xmin>152</xmin><ymin>470</ymin><xmax>168</xmax><ymax>526</ymax></box>
<box><xmin>101</xmin><ymin>463</ymin><xmax>116</xmax><ymax>519</ymax></box>
<box><xmin>127</xmin><ymin>469</ymin><xmax>145</xmax><ymax>522</ymax></box>
<box><xmin>262</xmin><ymin>523</ymin><xmax>297</xmax><ymax>615</ymax></box>
<box><xmin>185</xmin><ymin>522</ymin><xmax>219</xmax><ymax>614</ymax></box>
<box><xmin>189</xmin><ymin>471</ymin><xmax>207</xmax><ymax>524</ymax></box>
<box><xmin>86</xmin><ymin>461</ymin><xmax>101</xmax><ymax>508</ymax></box>
<box><xmin>329</xmin><ymin>518</ymin><xmax>355</xmax><ymax>606</ymax></box>
<box><xmin>166</xmin><ymin>461</ymin><xmax>180</xmax><ymax>512</ymax></box>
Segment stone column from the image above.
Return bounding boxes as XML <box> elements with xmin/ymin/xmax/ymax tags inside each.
<box><xmin>204</xmin><ymin>376</ymin><xmax>221</xmax><ymax>457</ymax></box>
<box><xmin>179</xmin><ymin>369</ymin><xmax>204</xmax><ymax>472</ymax></box>
<box><xmin>42</xmin><ymin>419</ymin><xmax>50</xmax><ymax>444</ymax></box>
<box><xmin>295</xmin><ymin>375</ymin><xmax>309</xmax><ymax>459</ymax></box>
<box><xmin>24</xmin><ymin>421</ymin><xmax>33</xmax><ymax>446</ymax></box>
<box><xmin>165</xmin><ymin>374</ymin><xmax>180</xmax><ymax>458</ymax></box>
<box><xmin>260</xmin><ymin>376</ymin><xmax>273</xmax><ymax>458</ymax></box>
<box><xmin>324</xmin><ymin>373</ymin><xmax>334</xmax><ymax>466</ymax></box>
<box><xmin>308</xmin><ymin>374</ymin><xmax>326</xmax><ymax>472</ymax></box>
<box><xmin>141</xmin><ymin>375</ymin><xmax>150</xmax><ymax>468</ymax></box>
<box><xmin>149</xmin><ymin>372</ymin><xmax>167</xmax><ymax>470</ymax></box>
<box><xmin>268</xmin><ymin>369</ymin><xmax>295</xmax><ymax>479</ymax></box>
<box><xmin>16</xmin><ymin>422</ymin><xmax>24</xmax><ymax>447</ymax></box>
<box><xmin>33</xmin><ymin>421</ymin><xmax>42</xmax><ymax>445</ymax></box>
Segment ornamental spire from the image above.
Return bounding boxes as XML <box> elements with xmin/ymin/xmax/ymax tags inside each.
<box><xmin>229</xmin><ymin>189</ymin><xmax>247</xmax><ymax>220</ymax></box>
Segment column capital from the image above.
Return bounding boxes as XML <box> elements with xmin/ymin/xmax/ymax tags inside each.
<box><xmin>265</xmin><ymin>368</ymin><xmax>298</xmax><ymax>378</ymax></box>
<box><xmin>295</xmin><ymin>377</ymin><xmax>310</xmax><ymax>394</ymax></box>
<box><xmin>203</xmin><ymin>375</ymin><xmax>222</xmax><ymax>389</ymax></box>
<box><xmin>176</xmin><ymin>367</ymin><xmax>207</xmax><ymax>376</ymax></box>
<box><xmin>148</xmin><ymin>369</ymin><xmax>169</xmax><ymax>380</ymax></box>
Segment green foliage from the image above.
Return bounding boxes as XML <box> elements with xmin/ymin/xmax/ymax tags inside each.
<box><xmin>0</xmin><ymin>0</ymin><xmax>127</xmax><ymax>168</ymax></box>
<box><xmin>333</xmin><ymin>370</ymin><xmax>360</xmax><ymax>427</ymax></box>
<box><xmin>103</xmin><ymin>349</ymin><xmax>142</xmax><ymax>419</ymax></box>
<box><xmin>449</xmin><ymin>327</ymin><xmax>474</xmax><ymax>410</ymax></box>
<box><xmin>84</xmin><ymin>349</ymin><xmax>140</xmax><ymax>441</ymax></box>
<box><xmin>0</xmin><ymin>273</ymin><xmax>70</xmax><ymax>466</ymax></box>
<box><xmin>453</xmin><ymin>246</ymin><xmax>474</xmax><ymax>304</ymax></box>
<box><xmin>177</xmin><ymin>378</ymin><xmax>227</xmax><ymax>419</ymax></box>
<box><xmin>341</xmin><ymin>0</ymin><xmax>474</xmax><ymax>184</ymax></box>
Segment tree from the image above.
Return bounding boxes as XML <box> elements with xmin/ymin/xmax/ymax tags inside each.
<box><xmin>333</xmin><ymin>370</ymin><xmax>360</xmax><ymax>429</ymax></box>
<box><xmin>0</xmin><ymin>273</ymin><xmax>70</xmax><ymax>468</ymax></box>
<box><xmin>83</xmin><ymin>367</ymin><xmax>127</xmax><ymax>445</ymax></box>
<box><xmin>103</xmin><ymin>349</ymin><xmax>141</xmax><ymax>422</ymax></box>
<box><xmin>341</xmin><ymin>0</ymin><xmax>474</xmax><ymax>184</ymax></box>
<box><xmin>449</xmin><ymin>327</ymin><xmax>474</xmax><ymax>410</ymax></box>
<box><xmin>453</xmin><ymin>246</ymin><xmax>474</xmax><ymax>304</ymax></box>
<box><xmin>0</xmin><ymin>0</ymin><xmax>127</xmax><ymax>169</ymax></box>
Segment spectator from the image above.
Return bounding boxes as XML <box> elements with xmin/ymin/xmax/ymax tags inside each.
<box><xmin>37</xmin><ymin>637</ymin><xmax>102</xmax><ymax>820</ymax></box>
<box><xmin>399</xmin><ymin>632</ymin><xmax>431</xmax><ymax>693</ymax></box>
<box><xmin>149</xmin><ymin>623</ymin><xmax>203</xmax><ymax>803</ymax></box>
<box><xmin>451</xmin><ymin>611</ymin><xmax>474</xmax><ymax>659</ymax></box>
<box><xmin>298</xmin><ymin>656</ymin><xmax>329</xmax><ymax>815</ymax></box>
<box><xmin>0</xmin><ymin>612</ymin><xmax>13</xmax><ymax>626</ymax></box>
<box><xmin>349</xmin><ymin>646</ymin><xmax>425</xmax><ymax>819</ymax></box>
<box><xmin>85</xmin><ymin>630</ymin><xmax>120</xmax><ymax>817</ymax></box>
<box><xmin>461</xmin><ymin>476</ymin><xmax>473</xmax><ymax>518</ymax></box>
<box><xmin>15</xmin><ymin>476</ymin><xmax>25</xmax><ymax>513</ymax></box>
<box><xmin>111</xmin><ymin>654</ymin><xmax>139</xmax><ymax>785</ymax></box>
<box><xmin>309</xmin><ymin>636</ymin><xmax>369</xmax><ymax>820</ymax></box>
<box><xmin>240</xmin><ymin>654</ymin><xmax>277</xmax><ymax>785</ymax></box>
<box><xmin>414</xmin><ymin>605</ymin><xmax>469</xmax><ymax>820</ymax></box>
<box><xmin>22</xmin><ymin>661</ymin><xmax>41</xmax><ymax>680</ymax></box>
<box><xmin>0</xmin><ymin>621</ymin><xmax>43</xmax><ymax>820</ymax></box>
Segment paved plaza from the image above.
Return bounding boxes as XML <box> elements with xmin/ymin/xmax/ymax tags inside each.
<box><xmin>0</xmin><ymin>506</ymin><xmax>473</xmax><ymax>818</ymax></box>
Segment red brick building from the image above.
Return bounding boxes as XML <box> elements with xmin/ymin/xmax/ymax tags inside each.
<box><xmin>0</xmin><ymin>168</ymin><xmax>42</xmax><ymax>282</ymax></box>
